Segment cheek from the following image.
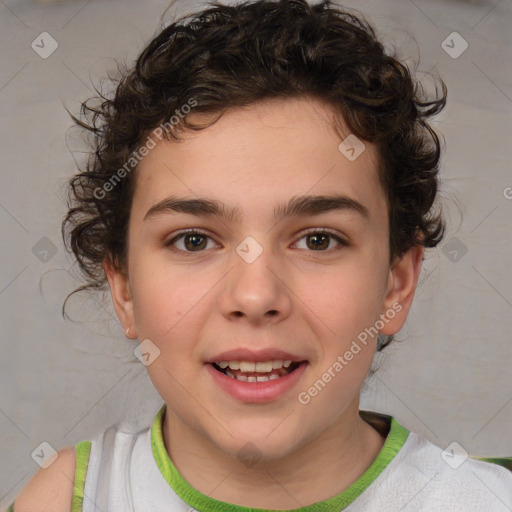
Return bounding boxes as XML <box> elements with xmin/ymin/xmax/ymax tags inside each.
<box><xmin>130</xmin><ymin>267</ymin><xmax>208</xmax><ymax>340</ymax></box>
<box><xmin>131</xmin><ymin>273</ymin><xmax>210</xmax><ymax>403</ymax></box>
<box><xmin>301</xmin><ymin>262</ymin><xmax>384</xmax><ymax>334</ymax></box>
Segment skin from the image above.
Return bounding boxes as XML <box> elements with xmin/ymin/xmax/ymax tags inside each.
<box><xmin>105</xmin><ymin>96</ymin><xmax>423</xmax><ymax>509</ymax></box>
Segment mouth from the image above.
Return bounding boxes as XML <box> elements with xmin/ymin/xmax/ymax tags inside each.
<box><xmin>205</xmin><ymin>358</ymin><xmax>309</xmax><ymax>403</ymax></box>
<box><xmin>210</xmin><ymin>359</ymin><xmax>304</xmax><ymax>382</ymax></box>
<box><xmin>204</xmin><ymin>348</ymin><xmax>309</xmax><ymax>402</ymax></box>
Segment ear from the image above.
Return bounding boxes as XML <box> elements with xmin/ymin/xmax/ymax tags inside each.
<box><xmin>379</xmin><ymin>243</ymin><xmax>424</xmax><ymax>336</ymax></box>
<box><xmin>103</xmin><ymin>257</ymin><xmax>138</xmax><ymax>339</ymax></box>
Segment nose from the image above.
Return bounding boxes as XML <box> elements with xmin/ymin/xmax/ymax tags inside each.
<box><xmin>218</xmin><ymin>238</ymin><xmax>293</xmax><ymax>326</ymax></box>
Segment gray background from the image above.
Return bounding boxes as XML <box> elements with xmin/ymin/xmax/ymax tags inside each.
<box><xmin>1</xmin><ymin>0</ymin><xmax>511</xmax><ymax>507</ymax></box>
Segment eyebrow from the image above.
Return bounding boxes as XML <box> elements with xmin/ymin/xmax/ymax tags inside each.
<box><xmin>143</xmin><ymin>194</ymin><xmax>370</xmax><ymax>223</ymax></box>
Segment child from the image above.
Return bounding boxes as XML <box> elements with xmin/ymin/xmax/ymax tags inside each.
<box><xmin>10</xmin><ymin>0</ymin><xmax>512</xmax><ymax>510</ymax></box>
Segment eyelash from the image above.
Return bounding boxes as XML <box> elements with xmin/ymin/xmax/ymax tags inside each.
<box><xmin>164</xmin><ymin>228</ymin><xmax>348</xmax><ymax>255</ymax></box>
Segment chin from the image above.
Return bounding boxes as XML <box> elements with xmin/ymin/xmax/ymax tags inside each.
<box><xmin>209</xmin><ymin>424</ymin><xmax>305</xmax><ymax>465</ymax></box>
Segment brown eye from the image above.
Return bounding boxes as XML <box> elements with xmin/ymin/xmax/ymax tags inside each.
<box><xmin>295</xmin><ymin>230</ymin><xmax>348</xmax><ymax>252</ymax></box>
<box><xmin>306</xmin><ymin>233</ymin><xmax>329</xmax><ymax>250</ymax></box>
<box><xmin>183</xmin><ymin>233</ymin><xmax>208</xmax><ymax>251</ymax></box>
<box><xmin>165</xmin><ymin>230</ymin><xmax>216</xmax><ymax>253</ymax></box>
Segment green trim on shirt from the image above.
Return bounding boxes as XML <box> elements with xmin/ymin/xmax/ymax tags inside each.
<box><xmin>472</xmin><ymin>457</ymin><xmax>512</xmax><ymax>472</ymax></box>
<box><xmin>71</xmin><ymin>441</ymin><xmax>92</xmax><ymax>512</ymax></box>
<box><xmin>151</xmin><ymin>403</ymin><xmax>409</xmax><ymax>511</ymax></box>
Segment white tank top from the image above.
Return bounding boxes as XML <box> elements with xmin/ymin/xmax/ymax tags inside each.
<box><xmin>66</xmin><ymin>403</ymin><xmax>512</xmax><ymax>512</ymax></box>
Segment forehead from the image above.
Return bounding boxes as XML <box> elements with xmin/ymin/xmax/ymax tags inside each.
<box><xmin>132</xmin><ymin>97</ymin><xmax>386</xmax><ymax>226</ymax></box>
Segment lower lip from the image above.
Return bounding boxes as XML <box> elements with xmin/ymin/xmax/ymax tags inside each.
<box><xmin>205</xmin><ymin>362</ymin><xmax>308</xmax><ymax>403</ymax></box>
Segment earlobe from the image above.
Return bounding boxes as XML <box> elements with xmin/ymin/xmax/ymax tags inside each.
<box><xmin>103</xmin><ymin>258</ymin><xmax>138</xmax><ymax>339</ymax></box>
<box><xmin>379</xmin><ymin>244</ymin><xmax>424</xmax><ymax>336</ymax></box>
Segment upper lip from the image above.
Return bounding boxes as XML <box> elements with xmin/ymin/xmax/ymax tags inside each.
<box><xmin>205</xmin><ymin>348</ymin><xmax>307</xmax><ymax>364</ymax></box>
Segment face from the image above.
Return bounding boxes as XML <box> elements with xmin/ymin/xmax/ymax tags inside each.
<box><xmin>105</xmin><ymin>96</ymin><xmax>423</xmax><ymax>461</ymax></box>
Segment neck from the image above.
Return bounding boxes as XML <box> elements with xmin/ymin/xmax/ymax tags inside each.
<box><xmin>162</xmin><ymin>401</ymin><xmax>386</xmax><ymax>509</ymax></box>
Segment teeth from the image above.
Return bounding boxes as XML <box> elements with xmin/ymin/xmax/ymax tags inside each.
<box><xmin>226</xmin><ymin>369</ymin><xmax>244</xmax><ymax>381</ymax></box>
<box><xmin>217</xmin><ymin>359</ymin><xmax>295</xmax><ymax>372</ymax></box>
<box><xmin>223</xmin><ymin>369</ymin><xmax>288</xmax><ymax>382</ymax></box>
<box><xmin>239</xmin><ymin>361</ymin><xmax>256</xmax><ymax>372</ymax></box>
<box><xmin>255</xmin><ymin>361</ymin><xmax>273</xmax><ymax>372</ymax></box>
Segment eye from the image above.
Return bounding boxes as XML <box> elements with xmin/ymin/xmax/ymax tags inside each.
<box><xmin>164</xmin><ymin>228</ymin><xmax>348</xmax><ymax>254</ymax></box>
<box><xmin>294</xmin><ymin>229</ymin><xmax>348</xmax><ymax>252</ymax></box>
<box><xmin>165</xmin><ymin>230</ymin><xmax>217</xmax><ymax>253</ymax></box>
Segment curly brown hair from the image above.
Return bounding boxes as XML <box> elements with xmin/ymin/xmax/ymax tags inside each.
<box><xmin>61</xmin><ymin>0</ymin><xmax>447</xmax><ymax>351</ymax></box>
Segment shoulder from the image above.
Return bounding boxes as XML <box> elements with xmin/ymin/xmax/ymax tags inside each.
<box><xmin>396</xmin><ymin>431</ymin><xmax>512</xmax><ymax>508</ymax></box>
<box><xmin>12</xmin><ymin>446</ymin><xmax>77</xmax><ymax>512</ymax></box>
